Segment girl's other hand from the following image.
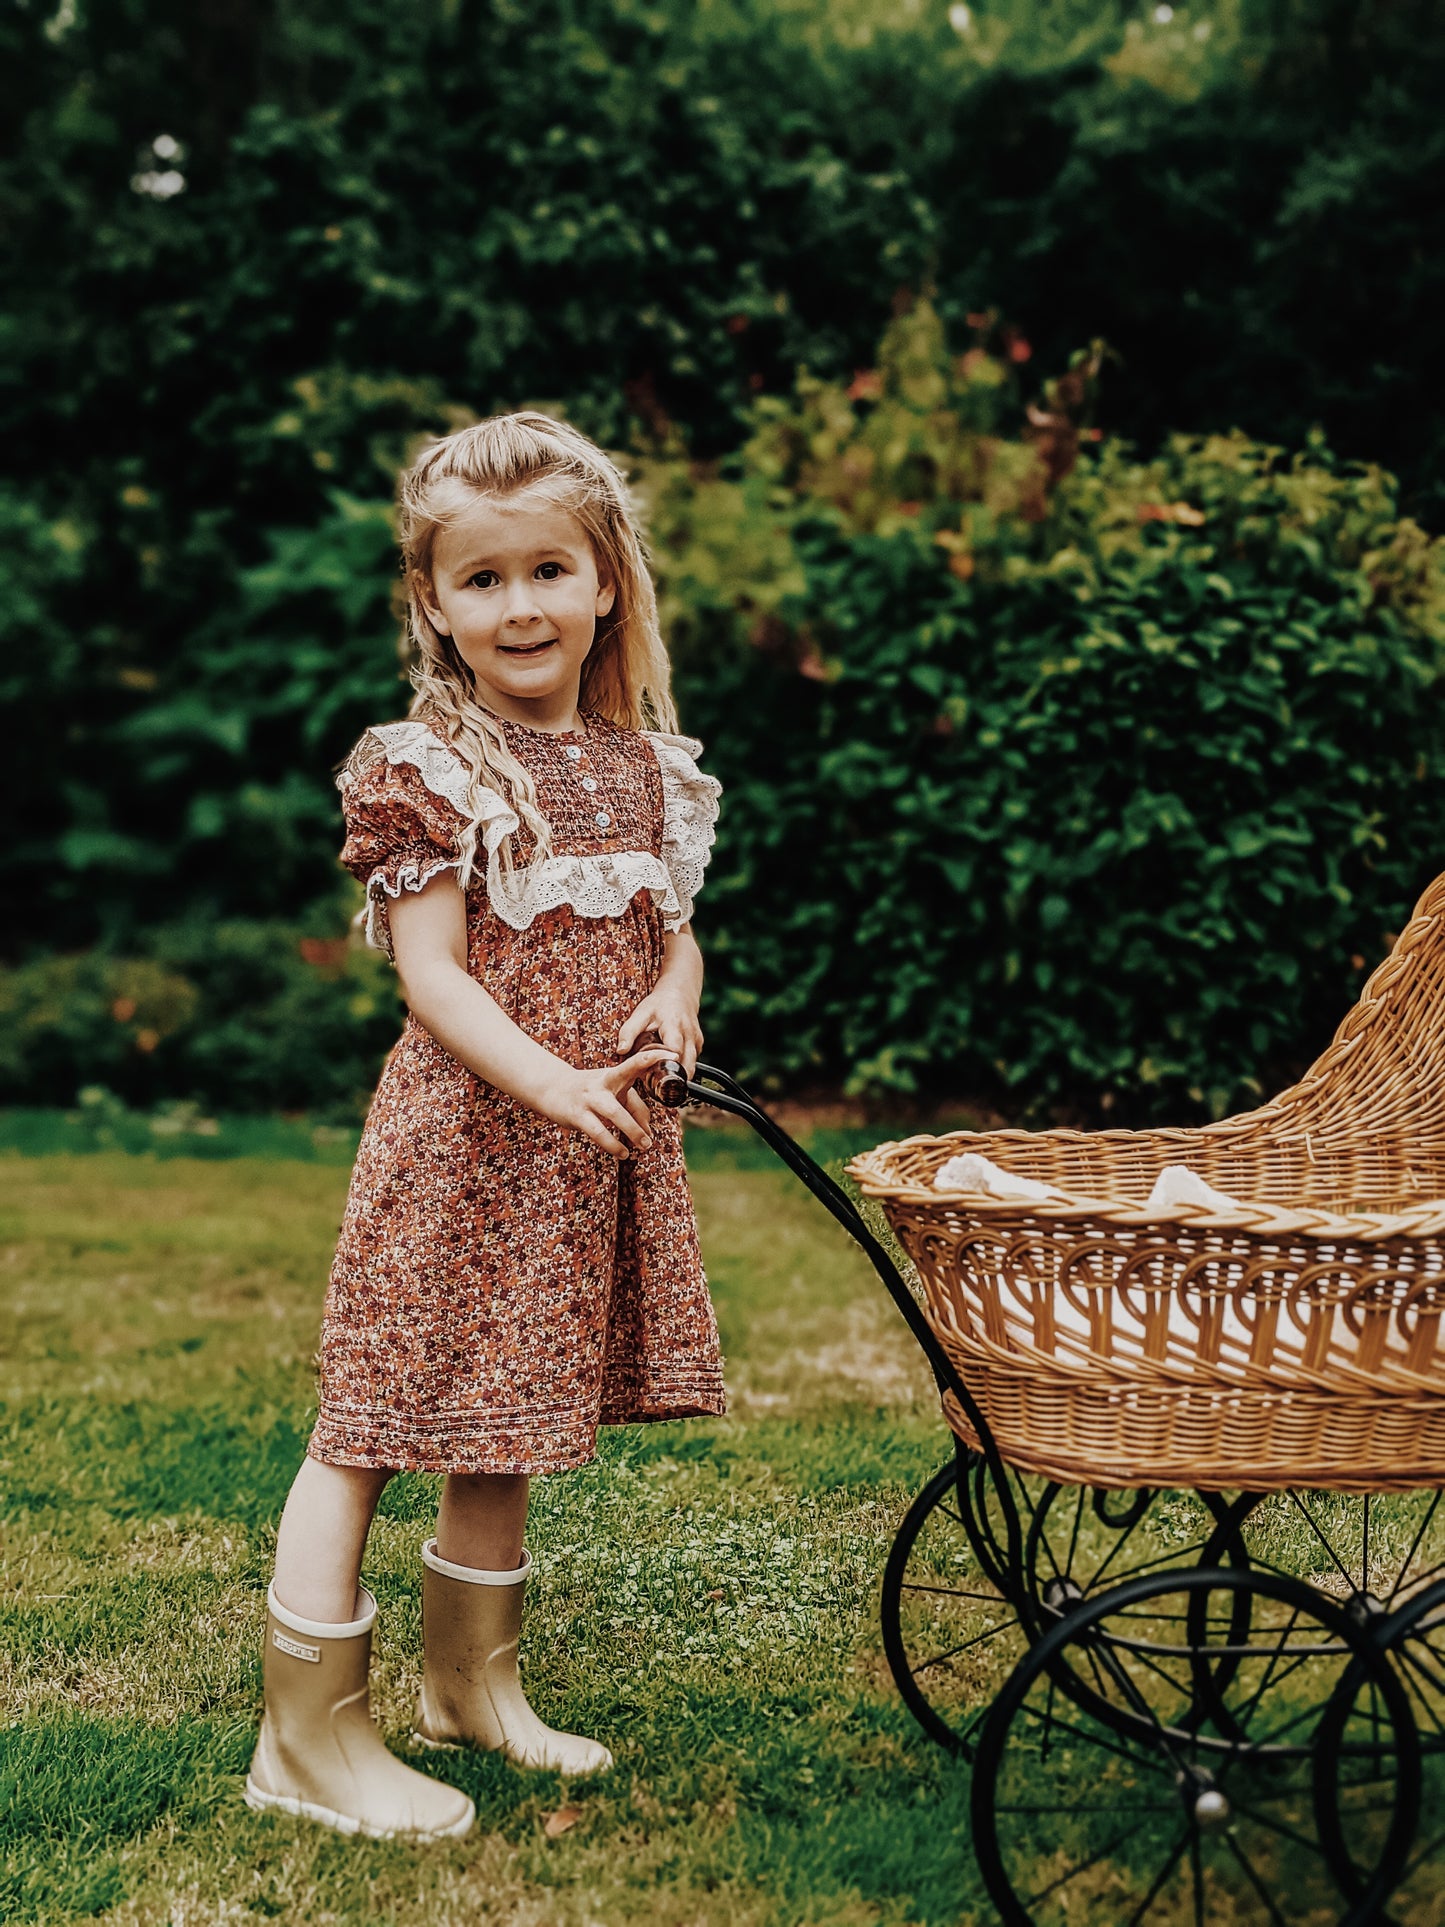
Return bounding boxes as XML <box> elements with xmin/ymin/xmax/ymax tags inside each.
<box><xmin>535</xmin><ymin>1046</ymin><xmax>675</xmax><ymax>1160</ymax></box>
<box><xmin>617</xmin><ymin>988</ymin><xmax>703</xmax><ymax>1077</ymax></box>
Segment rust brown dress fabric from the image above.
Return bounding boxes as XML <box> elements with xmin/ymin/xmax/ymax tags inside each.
<box><xmin>306</xmin><ymin>713</ymin><xmax>726</xmax><ymax>1476</ymax></box>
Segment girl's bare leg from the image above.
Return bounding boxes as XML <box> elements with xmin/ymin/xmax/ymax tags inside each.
<box><xmin>435</xmin><ymin>1471</ymin><xmax>530</xmax><ymax>1571</ymax></box>
<box><xmin>272</xmin><ymin>1456</ymin><xmax>393</xmax><ymax>1622</ymax></box>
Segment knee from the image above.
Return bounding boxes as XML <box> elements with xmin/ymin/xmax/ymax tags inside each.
<box><xmin>442</xmin><ymin>1469</ymin><xmax>527</xmax><ymax>1498</ymax></box>
<box><xmin>441</xmin><ymin>1464</ymin><xmax>531</xmax><ymax>1510</ymax></box>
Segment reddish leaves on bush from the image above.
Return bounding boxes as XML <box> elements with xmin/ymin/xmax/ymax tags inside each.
<box><xmin>299</xmin><ymin>938</ymin><xmax>349</xmax><ymax>969</ymax></box>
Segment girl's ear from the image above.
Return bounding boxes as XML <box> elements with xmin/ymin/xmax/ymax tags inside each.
<box><xmin>417</xmin><ymin>578</ymin><xmax>452</xmax><ymax>637</ymax></box>
<box><xmin>595</xmin><ymin>575</ymin><xmax>617</xmax><ymax>620</ymax></box>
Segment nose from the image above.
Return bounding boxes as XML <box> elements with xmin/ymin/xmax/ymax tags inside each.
<box><xmin>502</xmin><ymin>579</ymin><xmax>544</xmax><ymax>626</ymax></box>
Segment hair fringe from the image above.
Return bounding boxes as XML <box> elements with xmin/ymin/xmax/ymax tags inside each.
<box><xmin>396</xmin><ymin>410</ymin><xmax>678</xmax><ymax>888</ymax></box>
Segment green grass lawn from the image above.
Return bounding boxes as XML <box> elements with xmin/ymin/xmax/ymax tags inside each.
<box><xmin>5</xmin><ymin>1134</ymin><xmax>1441</xmax><ymax>1925</ymax></box>
<box><xmin>0</xmin><ymin>1135</ymin><xmax>987</xmax><ymax>1926</ymax></box>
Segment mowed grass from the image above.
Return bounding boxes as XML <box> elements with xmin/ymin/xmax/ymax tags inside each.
<box><xmin>0</xmin><ymin>1140</ymin><xmax>993</xmax><ymax>1926</ymax></box>
<box><xmin>10</xmin><ymin>1142</ymin><xmax>1442</xmax><ymax>1925</ymax></box>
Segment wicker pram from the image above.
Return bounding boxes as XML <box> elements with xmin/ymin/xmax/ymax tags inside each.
<box><xmin>661</xmin><ymin>914</ymin><xmax>1445</xmax><ymax>1920</ymax></box>
<box><xmin>849</xmin><ymin>871</ymin><xmax>1445</xmax><ymax>1493</ymax></box>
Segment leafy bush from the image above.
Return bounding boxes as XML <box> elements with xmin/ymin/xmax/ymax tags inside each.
<box><xmin>653</xmin><ymin>303</ymin><xmax>1445</xmax><ymax>1117</ymax></box>
<box><xmin>0</xmin><ymin>921</ymin><xmax>402</xmax><ymax>1118</ymax></box>
<box><xmin>8</xmin><ymin>295</ymin><xmax>1445</xmax><ymax>1121</ymax></box>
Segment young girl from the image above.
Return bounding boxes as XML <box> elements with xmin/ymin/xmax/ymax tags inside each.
<box><xmin>245</xmin><ymin>411</ymin><xmax>726</xmax><ymax>1840</ymax></box>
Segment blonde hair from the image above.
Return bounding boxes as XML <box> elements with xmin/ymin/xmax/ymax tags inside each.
<box><xmin>398</xmin><ymin>410</ymin><xmax>678</xmax><ymax>886</ymax></box>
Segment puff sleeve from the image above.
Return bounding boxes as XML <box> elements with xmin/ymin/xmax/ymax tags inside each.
<box><xmin>645</xmin><ymin>732</ymin><xmax>723</xmax><ymax>932</ymax></box>
<box><xmin>338</xmin><ymin>736</ymin><xmax>469</xmax><ymax>960</ymax></box>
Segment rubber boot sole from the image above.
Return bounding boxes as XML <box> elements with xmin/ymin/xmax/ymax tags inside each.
<box><xmin>410</xmin><ymin>1728</ymin><xmax>613</xmax><ymax>1772</ymax></box>
<box><xmin>243</xmin><ymin>1776</ymin><xmax>475</xmax><ymax>1840</ymax></box>
<box><xmin>411</xmin><ymin>1728</ymin><xmax>465</xmax><ymax>1753</ymax></box>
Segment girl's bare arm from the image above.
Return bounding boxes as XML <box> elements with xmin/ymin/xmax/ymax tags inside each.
<box><xmin>387</xmin><ymin>874</ymin><xmax>670</xmax><ymax>1159</ymax></box>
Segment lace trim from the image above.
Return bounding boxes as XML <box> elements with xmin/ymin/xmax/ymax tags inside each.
<box><xmin>490</xmin><ymin>850</ymin><xmax>680</xmax><ymax>929</ymax></box>
<box><xmin>347</xmin><ymin>720</ymin><xmax>720</xmax><ymax>940</ymax></box>
<box><xmin>362</xmin><ymin>854</ymin><xmax>463</xmax><ymax>958</ymax></box>
<box><xmin>643</xmin><ymin>732</ymin><xmax>722</xmax><ymax>932</ymax></box>
<box><xmin>341</xmin><ymin>720</ymin><xmax>479</xmax><ymax>820</ymax></box>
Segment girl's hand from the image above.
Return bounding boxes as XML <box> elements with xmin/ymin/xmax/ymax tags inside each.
<box><xmin>617</xmin><ymin>985</ymin><xmax>704</xmax><ymax>1078</ymax></box>
<box><xmin>533</xmin><ymin>1045</ymin><xmax>675</xmax><ymax>1161</ymax></box>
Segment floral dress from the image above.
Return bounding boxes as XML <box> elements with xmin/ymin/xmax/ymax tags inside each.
<box><xmin>306</xmin><ymin>710</ymin><xmax>727</xmax><ymax>1476</ymax></box>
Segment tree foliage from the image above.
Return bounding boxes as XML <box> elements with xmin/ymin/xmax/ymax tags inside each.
<box><xmin>4</xmin><ymin>0</ymin><xmax>1445</xmax><ymax>1114</ymax></box>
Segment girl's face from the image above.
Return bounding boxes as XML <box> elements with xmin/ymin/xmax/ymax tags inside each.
<box><xmin>420</xmin><ymin>490</ymin><xmax>615</xmax><ymax>725</ymax></box>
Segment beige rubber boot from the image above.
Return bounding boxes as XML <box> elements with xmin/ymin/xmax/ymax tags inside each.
<box><xmin>245</xmin><ymin>1583</ymin><xmax>475</xmax><ymax>1839</ymax></box>
<box><xmin>413</xmin><ymin>1541</ymin><xmax>613</xmax><ymax>1775</ymax></box>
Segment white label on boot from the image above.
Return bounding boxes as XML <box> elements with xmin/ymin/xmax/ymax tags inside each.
<box><xmin>273</xmin><ymin>1629</ymin><xmax>321</xmax><ymax>1663</ymax></box>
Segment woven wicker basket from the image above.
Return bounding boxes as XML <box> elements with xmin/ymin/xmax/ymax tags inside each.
<box><xmin>848</xmin><ymin>873</ymin><xmax>1445</xmax><ymax>1493</ymax></box>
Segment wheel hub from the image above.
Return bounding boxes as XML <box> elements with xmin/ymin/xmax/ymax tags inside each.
<box><xmin>1040</xmin><ymin>1575</ymin><xmax>1084</xmax><ymax>1618</ymax></box>
<box><xmin>1194</xmin><ymin>1788</ymin><xmax>1231</xmax><ymax>1828</ymax></box>
<box><xmin>1178</xmin><ymin>1766</ymin><xmax>1230</xmax><ymax>1829</ymax></box>
<box><xmin>1344</xmin><ymin>1589</ymin><xmax>1387</xmax><ymax>1630</ymax></box>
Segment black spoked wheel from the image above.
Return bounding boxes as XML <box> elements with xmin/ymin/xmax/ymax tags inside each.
<box><xmin>881</xmin><ymin>1448</ymin><xmax>1028</xmax><ymax>1754</ymax></box>
<box><xmin>881</xmin><ymin>1452</ymin><xmax>1250</xmax><ymax>1754</ymax></box>
<box><xmin>970</xmin><ymin>1567</ymin><xmax>1420</xmax><ymax>1926</ymax></box>
<box><xmin>1200</xmin><ymin>1487</ymin><xmax>1445</xmax><ymax>1743</ymax></box>
<box><xmin>1316</xmin><ymin>1574</ymin><xmax>1444</xmax><ymax>1920</ymax></box>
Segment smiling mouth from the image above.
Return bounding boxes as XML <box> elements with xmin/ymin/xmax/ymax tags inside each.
<box><xmin>498</xmin><ymin>637</ymin><xmax>558</xmax><ymax>657</ymax></box>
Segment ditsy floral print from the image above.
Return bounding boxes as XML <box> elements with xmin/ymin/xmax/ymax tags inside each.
<box><xmin>306</xmin><ymin>713</ymin><xmax>726</xmax><ymax>1476</ymax></box>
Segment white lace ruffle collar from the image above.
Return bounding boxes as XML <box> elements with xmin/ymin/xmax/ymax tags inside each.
<box><xmin>350</xmin><ymin>719</ymin><xmax>720</xmax><ymax>946</ymax></box>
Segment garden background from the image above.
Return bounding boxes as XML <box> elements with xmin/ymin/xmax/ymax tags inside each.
<box><xmin>5</xmin><ymin>2</ymin><xmax>1445</xmax><ymax>1923</ymax></box>
<box><xmin>7</xmin><ymin>0</ymin><xmax>1445</xmax><ymax>1126</ymax></box>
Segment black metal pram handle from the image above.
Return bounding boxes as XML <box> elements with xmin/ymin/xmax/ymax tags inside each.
<box><xmin>652</xmin><ymin>1055</ymin><xmax>937</xmax><ymax>1368</ymax></box>
<box><xmin>651</xmin><ymin>1056</ymin><xmax>1027</xmax><ymax>1576</ymax></box>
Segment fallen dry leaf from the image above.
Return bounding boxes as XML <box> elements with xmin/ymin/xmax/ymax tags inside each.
<box><xmin>543</xmin><ymin>1805</ymin><xmax>583</xmax><ymax>1839</ymax></box>
<box><xmin>706</xmin><ymin>1588</ymin><xmax>725</xmax><ymax>1600</ymax></box>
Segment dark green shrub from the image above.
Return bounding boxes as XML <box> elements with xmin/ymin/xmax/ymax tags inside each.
<box><xmin>8</xmin><ymin>295</ymin><xmax>1445</xmax><ymax>1121</ymax></box>
<box><xmin>656</xmin><ymin>304</ymin><xmax>1445</xmax><ymax>1117</ymax></box>
<box><xmin>0</xmin><ymin>956</ymin><xmax>199</xmax><ymax>1102</ymax></box>
<box><xmin>0</xmin><ymin>920</ymin><xmax>402</xmax><ymax>1118</ymax></box>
